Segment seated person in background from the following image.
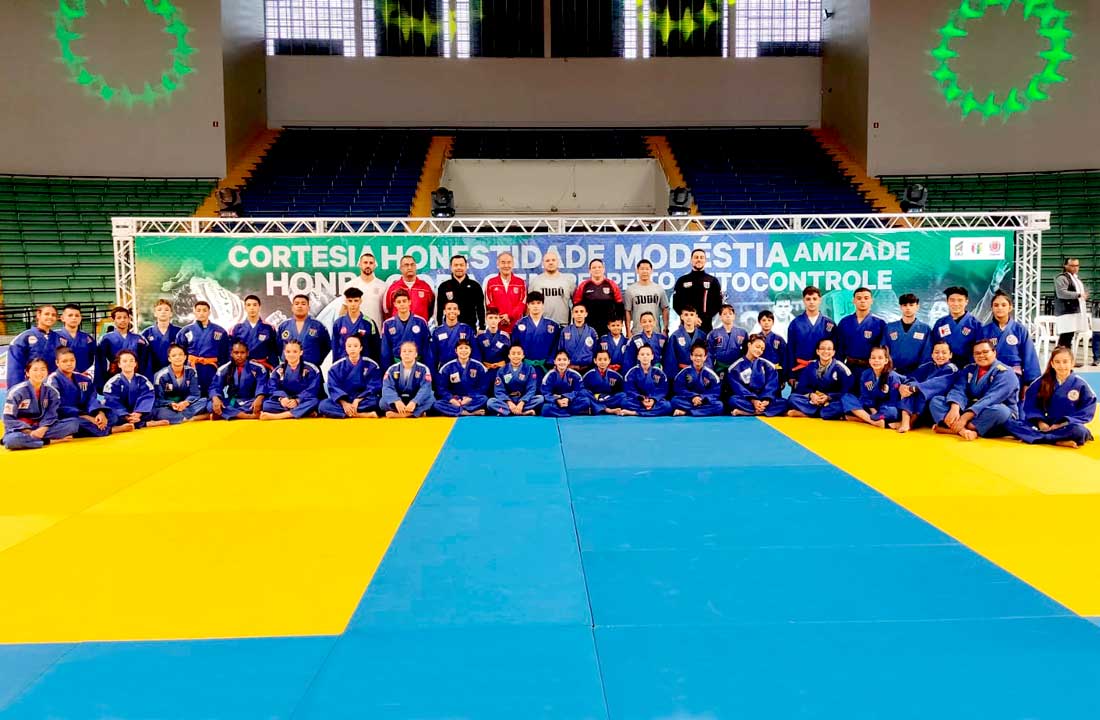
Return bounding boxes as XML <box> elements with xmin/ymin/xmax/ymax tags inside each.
<box><xmin>260</xmin><ymin>340</ymin><xmax>322</xmax><ymax>420</ymax></box>
<box><xmin>582</xmin><ymin>349</ymin><xmax>626</xmax><ymax>416</ymax></box>
<box><xmin>475</xmin><ymin>307</ymin><xmax>511</xmax><ymax>371</ymax></box>
<box><xmin>598</xmin><ymin>316</ymin><xmax>628</xmax><ymax>373</ymax></box>
<box><xmin>624</xmin><ymin>311</ymin><xmax>668</xmax><ymax>370</ymax></box>
<box><xmin>211</xmin><ymin>341</ymin><xmax>268</xmax><ymax>420</ymax></box>
<box><xmin>48</xmin><ymin>347</ymin><xmax>112</xmax><ymax>438</ymax></box>
<box><xmin>434</xmin><ymin>338</ymin><xmax>489</xmax><ymax>417</ymax></box>
<box><xmin>726</xmin><ymin>333</ymin><xmax>787</xmax><ymax>417</ymax></box>
<box><xmin>319</xmin><ymin>335</ymin><xmax>382</xmax><ymax>419</ymax></box>
<box><xmin>707</xmin><ymin>304</ymin><xmax>748</xmax><ymax>376</ymax></box>
<box><xmin>1007</xmin><ymin>346</ymin><xmax>1096</xmax><ymax>448</ymax></box>
<box><xmin>843</xmin><ymin>346</ymin><xmax>904</xmax><ymax>429</ymax></box>
<box><xmin>930</xmin><ymin>339</ymin><xmax>1019</xmax><ymax>441</ymax></box>
<box><xmin>884</xmin><ymin>293</ymin><xmax>931</xmax><ymax>376</ymax></box>
<box><xmin>430</xmin><ymin>300</ymin><xmax>476</xmax><ymax>370</ymax></box>
<box><xmin>981</xmin><ymin>290</ymin><xmax>1041</xmax><ymax>392</ymax></box>
<box><xmin>756</xmin><ymin>310</ymin><xmax>788</xmax><ymax>383</ymax></box>
<box><xmin>151</xmin><ymin>344</ymin><xmax>209</xmax><ymax>424</ymax></box>
<box><xmin>381</xmin><ymin>340</ymin><xmax>435</xmax><ymax>418</ymax></box>
<box><xmin>3</xmin><ymin>358</ymin><xmax>80</xmax><ymax>450</ymax></box>
<box><xmin>510</xmin><ymin>291</ymin><xmax>559</xmax><ymax>375</ymax></box>
<box><xmin>666</xmin><ymin>306</ymin><xmax>707</xmax><ymax>373</ymax></box>
<box><xmin>896</xmin><ymin>339</ymin><xmax>958</xmax><ymax>433</ymax></box>
<box><xmin>103</xmin><ymin>349</ymin><xmax>162</xmax><ymax>429</ymax></box>
<box><xmin>621</xmin><ymin>345</ymin><xmax>672</xmax><ymax>417</ymax></box>
<box><xmin>487</xmin><ymin>345</ymin><xmax>543</xmax><ymax>416</ymax></box>
<box><xmin>671</xmin><ymin>341</ymin><xmax>724</xmax><ymax>417</ymax></box>
<box><xmin>540</xmin><ymin>350</ymin><xmax>591</xmax><ymax>417</ymax></box>
<box><xmin>786</xmin><ymin>338</ymin><xmax>853</xmax><ymax>420</ymax></box>
<box><xmin>558</xmin><ymin>303</ymin><xmax>599</xmax><ymax>373</ymax></box>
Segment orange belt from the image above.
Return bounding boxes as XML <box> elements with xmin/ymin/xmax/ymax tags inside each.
<box><xmin>793</xmin><ymin>359</ymin><xmax>813</xmax><ymax>372</ymax></box>
<box><xmin>189</xmin><ymin>355</ymin><xmax>219</xmax><ymax>367</ymax></box>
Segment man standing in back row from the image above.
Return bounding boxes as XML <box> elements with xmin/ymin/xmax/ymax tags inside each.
<box><xmin>673</xmin><ymin>249</ymin><xmax>724</xmax><ymax>332</ymax></box>
<box><xmin>624</xmin><ymin>259</ymin><xmax>669</xmax><ymax>336</ymax></box>
<box><xmin>484</xmin><ymin>251</ymin><xmax>527</xmax><ymax>333</ymax></box>
<box><xmin>529</xmin><ymin>250</ymin><xmax>575</xmax><ymax>325</ymax></box>
<box><xmin>384</xmin><ymin>255</ymin><xmax>435</xmax><ymax>322</ymax></box>
<box><xmin>435</xmin><ymin>254</ymin><xmax>485</xmax><ymax>330</ymax></box>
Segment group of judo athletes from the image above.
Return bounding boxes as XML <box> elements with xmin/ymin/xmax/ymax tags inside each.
<box><xmin>5</xmin><ymin>282</ymin><xmax>1097</xmax><ymax>450</ymax></box>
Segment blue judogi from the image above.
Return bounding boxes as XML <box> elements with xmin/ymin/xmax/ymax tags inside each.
<box><xmin>558</xmin><ymin>324</ymin><xmax>599</xmax><ymax>369</ymax></box>
<box><xmin>898</xmin><ymin>360</ymin><xmax>958</xmax><ymax>424</ymax></box>
<box><xmin>671</xmin><ymin>365</ymin><xmax>724</xmax><ymax>416</ymax></box>
<box><xmin>380</xmin><ymin>314</ymin><xmax>432</xmax><ymax>367</ymax></box>
<box><xmin>884</xmin><ymin>320</ymin><xmax>932</xmax><ymax>376</ymax></box>
<box><xmin>475</xmin><ymin>329</ymin><xmax>511</xmax><ymax>367</ymax></box>
<box><xmin>152</xmin><ymin>366</ymin><xmax>208</xmax><ymax>423</ymax></box>
<box><xmin>332</xmin><ymin>314</ymin><xmax>381</xmax><ymax>364</ymax></box>
<box><xmin>787</xmin><ymin>313</ymin><xmax>837</xmax><ymax>375</ymax></box>
<box><xmin>102</xmin><ymin>372</ymin><xmax>156</xmax><ymax>427</ymax></box>
<box><xmin>842</xmin><ymin>369</ymin><xmax>905</xmax><ymax>423</ymax></box>
<box><xmin>930</xmin><ymin>312</ymin><xmax>984</xmax><ymax>368</ymax></box>
<box><xmin>707</xmin><ymin>325</ymin><xmax>748</xmax><ymax>373</ymax></box>
<box><xmin>835</xmin><ymin>313</ymin><xmax>886</xmax><ymax>367</ymax></box>
<box><xmin>55</xmin><ymin>328</ymin><xmax>96</xmax><ymax>374</ymax></box>
<box><xmin>276</xmin><ymin>317</ymin><xmax>332</xmax><ymax>367</ymax></box>
<box><xmin>540</xmin><ymin>368</ymin><xmax>591</xmax><ymax>417</ymax></box>
<box><xmin>981</xmin><ymin>319</ymin><xmax>1041</xmax><ymax>386</ymax></box>
<box><xmin>758</xmin><ymin>331</ymin><xmax>789</xmax><ymax>382</ymax></box>
<box><xmin>433</xmin><ymin>359</ymin><xmax>489</xmax><ymax>417</ymax></box>
<box><xmin>95</xmin><ymin>330</ymin><xmax>151</xmax><ymax>391</ymax></box>
<box><xmin>624</xmin><ymin>332</ymin><xmax>668</xmax><ymax>369</ymax></box>
<box><xmin>665</xmin><ymin>326</ymin><xmax>708</xmax><ymax>373</ymax></box>
<box><xmin>787</xmin><ymin>360</ymin><xmax>854</xmax><ymax>419</ymax></box>
<box><xmin>725</xmin><ymin>357</ymin><xmax>787</xmax><ymax>417</ymax></box>
<box><xmin>581</xmin><ymin>368</ymin><xmax>624</xmax><ymax>414</ymax></box>
<box><xmin>929</xmin><ymin>362</ymin><xmax>1019</xmax><ymax>437</ymax></box>
<box><xmin>319</xmin><ymin>357</ymin><xmax>382</xmax><ymax>417</ymax></box>
<box><xmin>47</xmin><ymin>370</ymin><xmax>110</xmax><ymax>437</ymax></box>
<box><xmin>430</xmin><ymin>322</ymin><xmax>477</xmax><ymax>370</ymax></box>
<box><xmin>141</xmin><ymin>324</ymin><xmax>182</xmax><ymax>375</ymax></box>
<box><xmin>381</xmin><ymin>362</ymin><xmax>435</xmax><ymax>417</ymax></box>
<box><xmin>622</xmin><ymin>365</ymin><xmax>672</xmax><ymax>416</ymax></box>
<box><xmin>488</xmin><ymin>362</ymin><xmax>544</xmax><ymax>416</ymax></box>
<box><xmin>175</xmin><ymin>321</ymin><xmax>231</xmax><ymax>396</ymax></box>
<box><xmin>598</xmin><ymin>334</ymin><xmax>629</xmax><ymax>372</ymax></box>
<box><xmin>510</xmin><ymin>317</ymin><xmax>560</xmax><ymax>370</ymax></box>
<box><xmin>6</xmin><ymin>328</ymin><xmax>60</xmax><ymax>390</ymax></box>
<box><xmin>261</xmin><ymin>361</ymin><xmax>323</xmax><ymax>418</ymax></box>
<box><xmin>230</xmin><ymin>320</ymin><xmax>280</xmax><ymax>368</ymax></box>
<box><xmin>1008</xmin><ymin>374</ymin><xmax>1096</xmax><ymax>446</ymax></box>
<box><xmin>211</xmin><ymin>361</ymin><xmax>269</xmax><ymax>419</ymax></box>
<box><xmin>2</xmin><ymin>382</ymin><xmax>80</xmax><ymax>450</ymax></box>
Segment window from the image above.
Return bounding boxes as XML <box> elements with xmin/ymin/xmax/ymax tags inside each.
<box><xmin>265</xmin><ymin>0</ymin><xmax>358</xmax><ymax>56</ymax></box>
<box><xmin>649</xmin><ymin>0</ymin><xmax>727</xmax><ymax>57</ymax></box>
<box><xmin>734</xmin><ymin>0</ymin><xmax>821</xmax><ymax>58</ymax></box>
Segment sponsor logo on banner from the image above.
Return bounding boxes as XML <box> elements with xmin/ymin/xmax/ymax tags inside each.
<box><xmin>951</xmin><ymin>236</ymin><xmax>1005</xmax><ymax>261</ymax></box>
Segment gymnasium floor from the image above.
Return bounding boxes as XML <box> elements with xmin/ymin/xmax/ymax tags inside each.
<box><xmin>1</xmin><ymin>375</ymin><xmax>1099</xmax><ymax>719</ymax></box>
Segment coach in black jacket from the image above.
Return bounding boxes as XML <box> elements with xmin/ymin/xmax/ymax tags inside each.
<box><xmin>673</xmin><ymin>248</ymin><xmax>724</xmax><ymax>332</ymax></box>
<box><xmin>435</xmin><ymin>254</ymin><xmax>486</xmax><ymax>330</ymax></box>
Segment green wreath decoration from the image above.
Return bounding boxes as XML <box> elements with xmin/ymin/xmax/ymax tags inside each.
<box><xmin>54</xmin><ymin>0</ymin><xmax>196</xmax><ymax>108</ymax></box>
<box><xmin>931</xmin><ymin>0</ymin><xmax>1073</xmax><ymax>121</ymax></box>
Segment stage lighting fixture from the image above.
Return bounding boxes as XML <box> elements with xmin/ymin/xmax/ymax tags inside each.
<box><xmin>431</xmin><ymin>187</ymin><xmax>456</xmax><ymax>218</ymax></box>
<box><xmin>900</xmin><ymin>184</ymin><xmax>928</xmax><ymax>213</ymax></box>
<box><xmin>668</xmin><ymin>187</ymin><xmax>693</xmax><ymax>216</ymax></box>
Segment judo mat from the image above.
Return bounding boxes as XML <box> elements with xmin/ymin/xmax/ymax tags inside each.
<box><xmin>1</xmin><ymin>374</ymin><xmax>1099</xmax><ymax>719</ymax></box>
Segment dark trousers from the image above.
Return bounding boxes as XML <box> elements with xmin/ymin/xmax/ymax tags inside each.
<box><xmin>1058</xmin><ymin>332</ymin><xmax>1075</xmax><ymax>348</ymax></box>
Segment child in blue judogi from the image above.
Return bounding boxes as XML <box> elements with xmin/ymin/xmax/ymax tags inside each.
<box><xmin>102</xmin><ymin>350</ymin><xmax>159</xmax><ymax>429</ymax></box>
<box><xmin>47</xmin><ymin>348</ymin><xmax>112</xmax><ymax>438</ymax></box>
<box><xmin>929</xmin><ymin>339</ymin><xmax>1019</xmax><ymax>440</ymax></box>
<box><xmin>487</xmin><ymin>345</ymin><xmax>543</xmax><ymax>416</ymax></box>
<box><xmin>211</xmin><ymin>341</ymin><xmax>269</xmax><ymax>420</ymax></box>
<box><xmin>726</xmin><ymin>334</ymin><xmax>788</xmax><ymax>417</ymax></box>
<box><xmin>671</xmin><ymin>341</ymin><xmax>724</xmax><ymax>417</ymax></box>
<box><xmin>621</xmin><ymin>345</ymin><xmax>672</xmax><ymax>417</ymax></box>
<box><xmin>843</xmin><ymin>346</ymin><xmax>904</xmax><ymax>428</ymax></box>
<box><xmin>896</xmin><ymin>340</ymin><xmax>958</xmax><ymax>433</ymax></box>
<box><xmin>151</xmin><ymin>345</ymin><xmax>209</xmax><ymax>423</ymax></box>
<box><xmin>1007</xmin><ymin>347</ymin><xmax>1096</xmax><ymax>448</ymax></box>
<box><xmin>381</xmin><ymin>340</ymin><xmax>435</xmax><ymax>418</ymax></box>
<box><xmin>540</xmin><ymin>350</ymin><xmax>592</xmax><ymax>417</ymax></box>
<box><xmin>786</xmin><ymin>338</ymin><xmax>853</xmax><ymax>420</ymax></box>
<box><xmin>582</xmin><ymin>350</ymin><xmax>625</xmax><ymax>415</ymax></box>
<box><xmin>320</xmin><ymin>336</ymin><xmax>383</xmax><ymax>418</ymax></box>
<box><xmin>3</xmin><ymin>358</ymin><xmax>80</xmax><ymax>450</ymax></box>
<box><xmin>260</xmin><ymin>340</ymin><xmax>322</xmax><ymax>420</ymax></box>
<box><xmin>434</xmin><ymin>339</ymin><xmax>489</xmax><ymax>417</ymax></box>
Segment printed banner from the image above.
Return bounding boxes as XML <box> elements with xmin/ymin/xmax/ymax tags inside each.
<box><xmin>133</xmin><ymin>230</ymin><xmax>1014</xmax><ymax>334</ymax></box>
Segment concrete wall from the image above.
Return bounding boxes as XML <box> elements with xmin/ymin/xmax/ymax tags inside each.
<box><xmin>0</xmin><ymin>0</ymin><xmax>226</xmax><ymax>178</ymax></box>
<box><xmin>439</xmin><ymin>159</ymin><xmax>669</xmax><ymax>215</ymax></box>
<box><xmin>266</xmin><ymin>56</ymin><xmax>822</xmax><ymax>127</ymax></box>
<box><xmin>867</xmin><ymin>0</ymin><xmax>1099</xmax><ymax>176</ymax></box>
<box><xmin>821</xmin><ymin>0</ymin><xmax>870</xmax><ymax>167</ymax></box>
<box><xmin>221</xmin><ymin>0</ymin><xmax>267</xmax><ymax>166</ymax></box>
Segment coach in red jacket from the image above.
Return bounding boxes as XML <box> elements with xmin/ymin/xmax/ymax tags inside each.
<box><xmin>484</xmin><ymin>252</ymin><xmax>527</xmax><ymax>332</ymax></box>
<box><xmin>384</xmin><ymin>255</ymin><xmax>435</xmax><ymax>322</ymax></box>
<box><xmin>573</xmin><ymin>258</ymin><xmax>624</xmax><ymax>337</ymax></box>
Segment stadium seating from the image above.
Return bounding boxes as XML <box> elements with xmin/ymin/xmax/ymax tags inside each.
<box><xmin>667</xmin><ymin>127</ymin><xmax>880</xmax><ymax>215</ymax></box>
<box><xmin>238</xmin><ymin>128</ymin><xmax>431</xmax><ymax>217</ymax></box>
<box><xmin>880</xmin><ymin>170</ymin><xmax>1100</xmax><ymax>288</ymax></box>
<box><xmin>450</xmin><ymin>130</ymin><xmax>649</xmax><ymax>159</ymax></box>
<box><xmin>0</xmin><ymin>176</ymin><xmax>215</xmax><ymax>329</ymax></box>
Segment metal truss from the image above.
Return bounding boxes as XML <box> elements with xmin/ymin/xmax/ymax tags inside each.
<box><xmin>113</xmin><ymin>211</ymin><xmax>1047</xmax><ymax>329</ymax></box>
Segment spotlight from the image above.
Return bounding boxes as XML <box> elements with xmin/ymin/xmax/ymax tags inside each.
<box><xmin>900</xmin><ymin>184</ymin><xmax>928</xmax><ymax>213</ymax></box>
<box><xmin>431</xmin><ymin>187</ymin><xmax>456</xmax><ymax>218</ymax></box>
<box><xmin>668</xmin><ymin>186</ymin><xmax>693</xmax><ymax>216</ymax></box>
